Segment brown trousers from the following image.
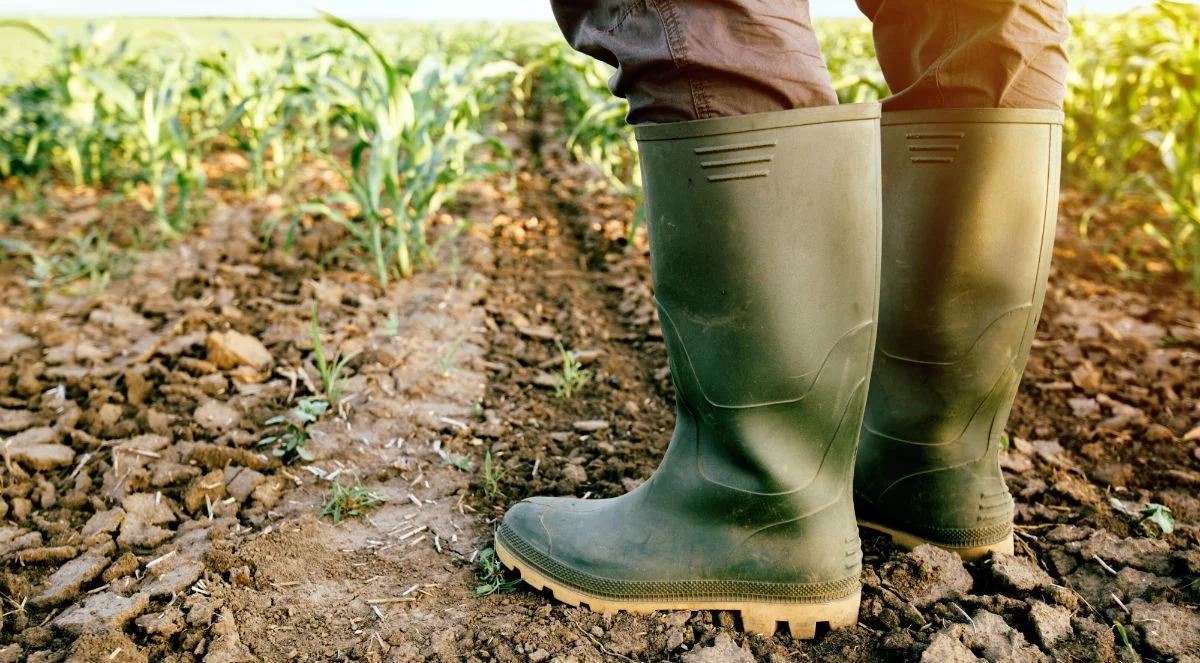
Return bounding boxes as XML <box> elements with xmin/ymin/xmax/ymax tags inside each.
<box><xmin>550</xmin><ymin>0</ymin><xmax>1070</xmax><ymax>123</ymax></box>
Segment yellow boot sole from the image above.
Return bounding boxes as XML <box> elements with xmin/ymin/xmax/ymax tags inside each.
<box><xmin>857</xmin><ymin>519</ymin><xmax>1013</xmax><ymax>562</ymax></box>
<box><xmin>495</xmin><ymin>538</ymin><xmax>861</xmax><ymax>639</ymax></box>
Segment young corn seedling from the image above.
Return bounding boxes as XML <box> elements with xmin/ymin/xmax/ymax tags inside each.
<box><xmin>554</xmin><ymin>342</ymin><xmax>594</xmax><ymax>399</ymax></box>
<box><xmin>481</xmin><ymin>451</ymin><xmax>505</xmax><ymax>503</ymax></box>
<box><xmin>310</xmin><ymin>301</ymin><xmax>359</xmax><ymax>402</ymax></box>
<box><xmin>436</xmin><ymin>334</ymin><xmax>466</xmax><ymax>375</ymax></box>
<box><xmin>322</xmin><ymin>479</ymin><xmax>383</xmax><ymax>524</ymax></box>
<box><xmin>474</xmin><ymin>546</ymin><xmax>521</xmax><ymax>597</ymax></box>
<box><xmin>259</xmin><ymin>397</ymin><xmax>328</xmax><ymax>463</ymax></box>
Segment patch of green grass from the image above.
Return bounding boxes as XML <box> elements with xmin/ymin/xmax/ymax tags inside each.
<box><xmin>439</xmin><ymin>449</ymin><xmax>474</xmax><ymax>472</ymax></box>
<box><xmin>259</xmin><ymin>397</ymin><xmax>328</xmax><ymax>463</ymax></box>
<box><xmin>322</xmin><ymin>479</ymin><xmax>383</xmax><ymax>524</ymax></box>
<box><xmin>473</xmin><ymin>546</ymin><xmax>521</xmax><ymax>597</ymax></box>
<box><xmin>310</xmin><ymin>301</ymin><xmax>360</xmax><ymax>401</ymax></box>
<box><xmin>553</xmin><ymin>342</ymin><xmax>593</xmax><ymax>399</ymax></box>
<box><xmin>0</xmin><ymin>228</ymin><xmax>133</xmax><ymax>308</ymax></box>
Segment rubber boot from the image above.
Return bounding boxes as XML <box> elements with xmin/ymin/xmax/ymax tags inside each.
<box><xmin>496</xmin><ymin>103</ymin><xmax>882</xmax><ymax>638</ymax></box>
<box><xmin>854</xmin><ymin>108</ymin><xmax>1063</xmax><ymax>561</ymax></box>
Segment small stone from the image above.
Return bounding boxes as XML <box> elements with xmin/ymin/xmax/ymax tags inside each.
<box><xmin>135</xmin><ymin>606</ymin><xmax>184</xmax><ymax>638</ymax></box>
<box><xmin>1131</xmin><ymin>600</ymin><xmax>1200</xmax><ymax>660</ymax></box>
<box><xmin>9</xmin><ymin>444</ymin><xmax>75</xmax><ymax>471</ymax></box>
<box><xmin>31</xmin><ymin>543</ymin><xmax>114</xmax><ymax>607</ymax></box>
<box><xmin>206</xmin><ymin>331</ymin><xmax>273</xmax><ymax>371</ymax></box>
<box><xmin>590</xmin><ymin>626</ymin><xmax>604</xmax><ymax>637</ymax></box>
<box><xmin>920</xmin><ymin>631</ymin><xmax>982</xmax><ymax>663</ymax></box>
<box><xmin>528</xmin><ymin>649</ymin><xmax>550</xmax><ymax>662</ymax></box>
<box><xmin>224</xmin><ymin>467</ymin><xmax>265</xmax><ymax>502</ymax></box>
<box><xmin>187</xmin><ymin>442</ymin><xmax>274</xmax><ymax>471</ymax></box>
<box><xmin>9</xmin><ymin>498</ymin><xmax>32</xmax><ymax>521</ymax></box>
<box><xmin>0</xmin><ymin>644</ymin><xmax>23</xmax><ymax>663</ymax></box>
<box><xmin>572</xmin><ymin>420</ymin><xmax>609</xmax><ymax>432</ymax></box>
<box><xmin>205</xmin><ymin>608</ymin><xmax>254</xmax><ymax>663</ymax></box>
<box><xmin>51</xmin><ymin>591</ymin><xmax>150</xmax><ymax>636</ymax></box>
<box><xmin>0</xmin><ymin>333</ymin><xmax>36</xmax><ymax>363</ymax></box>
<box><xmin>81</xmin><ymin>508</ymin><xmax>125</xmax><ymax>544</ymax></box>
<box><xmin>938</xmin><ymin>610</ymin><xmax>1049</xmax><ymax>663</ymax></box>
<box><xmin>143</xmin><ymin>558</ymin><xmax>204</xmax><ymax>599</ymax></box>
<box><xmin>4</xmin><ymin>425</ymin><xmax>58</xmax><ymax>447</ymax></box>
<box><xmin>681</xmin><ymin>633</ymin><xmax>755</xmax><ymax>663</ymax></box>
<box><xmin>0</xmin><ymin>526</ymin><xmax>42</xmax><ymax>556</ymax></box>
<box><xmin>193</xmin><ymin>400</ymin><xmax>241</xmax><ymax>433</ymax></box>
<box><xmin>561</xmin><ymin>464</ymin><xmax>587</xmax><ymax>485</ymax></box>
<box><xmin>15</xmin><ymin>546</ymin><xmax>76</xmax><ymax>564</ymax></box>
<box><xmin>118</xmin><ymin>493</ymin><xmax>176</xmax><ymax>549</ymax></box>
<box><xmin>150</xmin><ymin>461</ymin><xmax>202</xmax><ymax>487</ymax></box>
<box><xmin>184</xmin><ymin>469</ymin><xmax>227</xmax><ymax>513</ymax></box>
<box><xmin>66</xmin><ymin>627</ymin><xmax>147</xmax><ymax>663</ymax></box>
<box><xmin>883</xmin><ymin>544</ymin><xmax>973</xmax><ymax>608</ymax></box>
<box><xmin>251</xmin><ymin>480</ymin><xmax>282</xmax><ymax>509</ymax></box>
<box><xmin>1028</xmin><ymin>601</ymin><xmax>1073</xmax><ymax>647</ymax></box>
<box><xmin>990</xmin><ymin>553</ymin><xmax>1055</xmax><ymax>593</ymax></box>
<box><xmin>103</xmin><ymin>552</ymin><xmax>140</xmax><ymax>583</ymax></box>
<box><xmin>0</xmin><ymin>408</ymin><xmax>36</xmax><ymax>433</ymax></box>
<box><xmin>184</xmin><ymin>595</ymin><xmax>218</xmax><ymax>627</ymax></box>
<box><xmin>228</xmin><ymin>565</ymin><xmax>252</xmax><ymax>587</ymax></box>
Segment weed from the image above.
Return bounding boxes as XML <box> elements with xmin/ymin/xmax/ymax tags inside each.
<box><xmin>0</xmin><ymin>230</ymin><xmax>132</xmax><ymax>307</ymax></box>
<box><xmin>1112</xmin><ymin>621</ymin><xmax>1138</xmax><ymax>660</ymax></box>
<box><xmin>259</xmin><ymin>397</ymin><xmax>328</xmax><ymax>463</ymax></box>
<box><xmin>481</xmin><ymin>451</ymin><xmax>505</xmax><ymax>502</ymax></box>
<box><xmin>1140</xmin><ymin>502</ymin><xmax>1175</xmax><ymax>536</ymax></box>
<box><xmin>553</xmin><ymin>342</ymin><xmax>594</xmax><ymax>399</ymax></box>
<box><xmin>322</xmin><ymin>479</ymin><xmax>383</xmax><ymax>524</ymax></box>
<box><xmin>1109</xmin><ymin>498</ymin><xmax>1176</xmax><ymax>537</ymax></box>
<box><xmin>474</xmin><ymin>546</ymin><xmax>521</xmax><ymax>596</ymax></box>
<box><xmin>439</xmin><ymin>449</ymin><xmax>474</xmax><ymax>472</ymax></box>
<box><xmin>437</xmin><ymin>334</ymin><xmax>466</xmax><ymax>375</ymax></box>
<box><xmin>310</xmin><ymin>301</ymin><xmax>360</xmax><ymax>401</ymax></box>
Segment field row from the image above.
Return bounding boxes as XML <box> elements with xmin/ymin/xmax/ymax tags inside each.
<box><xmin>1</xmin><ymin>4</ymin><xmax>1198</xmax><ymax>293</ymax></box>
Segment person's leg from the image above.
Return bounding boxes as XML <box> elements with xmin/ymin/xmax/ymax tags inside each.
<box><xmin>853</xmin><ymin>0</ymin><xmax>1068</xmax><ymax>559</ymax></box>
<box><xmin>551</xmin><ymin>0</ymin><xmax>838</xmax><ymax>123</ymax></box>
<box><xmin>857</xmin><ymin>0</ymin><xmax>1069</xmax><ymax>110</ymax></box>
<box><xmin>499</xmin><ymin>0</ymin><xmax>884</xmax><ymax>637</ymax></box>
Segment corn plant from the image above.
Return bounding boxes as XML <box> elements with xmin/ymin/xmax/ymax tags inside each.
<box><xmin>553</xmin><ymin>342</ymin><xmax>593</xmax><ymax>399</ymax></box>
<box><xmin>303</xmin><ymin>13</ymin><xmax>517</xmax><ymax>287</ymax></box>
<box><xmin>310</xmin><ymin>301</ymin><xmax>359</xmax><ymax>401</ymax></box>
<box><xmin>0</xmin><ymin>20</ymin><xmax>136</xmax><ymax>185</ymax></box>
<box><xmin>129</xmin><ymin>59</ymin><xmax>211</xmax><ymax>237</ymax></box>
<box><xmin>1065</xmin><ymin>2</ymin><xmax>1200</xmax><ymax>289</ymax></box>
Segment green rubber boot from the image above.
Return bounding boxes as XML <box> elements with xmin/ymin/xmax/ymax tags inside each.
<box><xmin>496</xmin><ymin>103</ymin><xmax>882</xmax><ymax>638</ymax></box>
<box><xmin>854</xmin><ymin>108</ymin><xmax>1063</xmax><ymax>560</ymax></box>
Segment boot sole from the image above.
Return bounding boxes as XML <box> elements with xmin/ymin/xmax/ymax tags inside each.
<box><xmin>495</xmin><ymin>538</ymin><xmax>860</xmax><ymax>638</ymax></box>
<box><xmin>857</xmin><ymin>519</ymin><xmax>1013</xmax><ymax>561</ymax></box>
